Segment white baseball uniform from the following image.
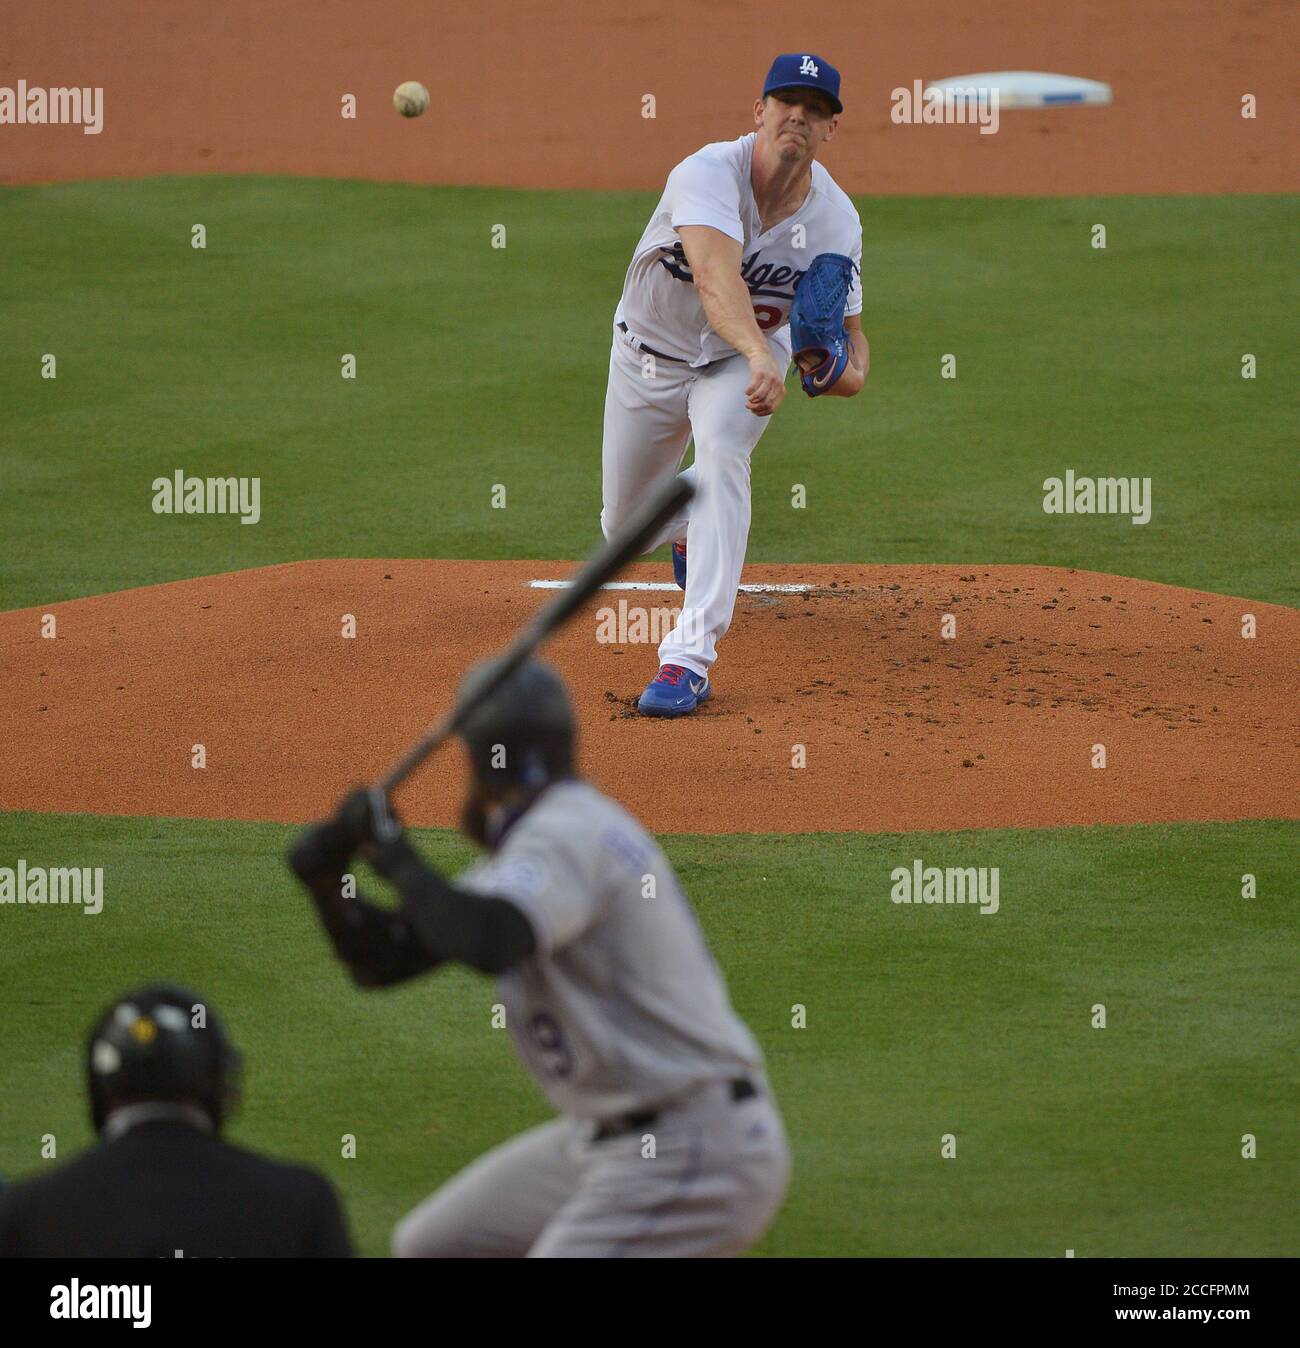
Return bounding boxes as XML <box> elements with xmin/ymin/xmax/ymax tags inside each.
<box><xmin>601</xmin><ymin>130</ymin><xmax>863</xmax><ymax>675</ymax></box>
<box><xmin>390</xmin><ymin>779</ymin><xmax>790</xmax><ymax>1258</ymax></box>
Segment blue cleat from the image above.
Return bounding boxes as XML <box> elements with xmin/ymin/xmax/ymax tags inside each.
<box><xmin>671</xmin><ymin>541</ymin><xmax>687</xmax><ymax>591</ymax></box>
<box><xmin>637</xmin><ymin>663</ymin><xmax>712</xmax><ymax>717</ymax></box>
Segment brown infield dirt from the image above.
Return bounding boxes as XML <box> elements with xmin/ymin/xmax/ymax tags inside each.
<box><xmin>3</xmin><ymin>562</ymin><xmax>1295</xmax><ymax>835</ymax></box>
<box><xmin>4</xmin><ymin>0</ymin><xmax>1296</xmax><ymax>195</ymax></box>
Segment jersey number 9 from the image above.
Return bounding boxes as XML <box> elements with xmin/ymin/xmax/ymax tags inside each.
<box><xmin>528</xmin><ymin>1011</ymin><xmax>574</xmax><ymax>1079</ymax></box>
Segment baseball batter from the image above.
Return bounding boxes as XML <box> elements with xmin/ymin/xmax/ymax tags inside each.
<box><xmin>603</xmin><ymin>52</ymin><xmax>869</xmax><ymax>717</ymax></box>
<box><xmin>288</xmin><ymin>660</ymin><xmax>790</xmax><ymax>1257</ymax></box>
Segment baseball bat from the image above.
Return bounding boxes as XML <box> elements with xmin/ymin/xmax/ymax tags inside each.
<box><xmin>379</xmin><ymin>472</ymin><xmax>695</xmax><ymax>794</ymax></box>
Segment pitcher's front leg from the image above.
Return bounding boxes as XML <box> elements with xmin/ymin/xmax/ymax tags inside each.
<box><xmin>642</xmin><ymin>347</ymin><xmax>783</xmax><ymax>715</ymax></box>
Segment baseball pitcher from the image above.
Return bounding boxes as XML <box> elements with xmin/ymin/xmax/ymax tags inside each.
<box><xmin>288</xmin><ymin>660</ymin><xmax>790</xmax><ymax>1257</ymax></box>
<box><xmin>602</xmin><ymin>52</ymin><xmax>869</xmax><ymax>717</ymax></box>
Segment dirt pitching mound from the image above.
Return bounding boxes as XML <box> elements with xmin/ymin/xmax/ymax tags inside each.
<box><xmin>3</xmin><ymin>560</ymin><xmax>1294</xmax><ymax>835</ymax></box>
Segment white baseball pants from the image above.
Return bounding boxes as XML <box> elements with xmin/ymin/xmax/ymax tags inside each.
<box><xmin>599</xmin><ymin>325</ymin><xmax>789</xmax><ymax>675</ymax></box>
<box><xmin>391</xmin><ymin>1078</ymin><xmax>791</xmax><ymax>1258</ymax></box>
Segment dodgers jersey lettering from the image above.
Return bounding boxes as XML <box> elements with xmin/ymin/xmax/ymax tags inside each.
<box><xmin>614</xmin><ymin>131</ymin><xmax>863</xmax><ymax>368</ymax></box>
<box><xmin>457</xmin><ymin>780</ymin><xmax>763</xmax><ymax>1119</ymax></box>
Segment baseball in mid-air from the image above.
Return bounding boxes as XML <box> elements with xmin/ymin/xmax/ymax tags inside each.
<box><xmin>393</xmin><ymin>81</ymin><xmax>429</xmax><ymax>118</ymax></box>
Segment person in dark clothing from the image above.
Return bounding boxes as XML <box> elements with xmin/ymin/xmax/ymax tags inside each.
<box><xmin>0</xmin><ymin>983</ymin><xmax>352</xmax><ymax>1258</ymax></box>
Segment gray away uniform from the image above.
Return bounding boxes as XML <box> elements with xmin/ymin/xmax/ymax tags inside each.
<box><xmin>391</xmin><ymin>779</ymin><xmax>790</xmax><ymax>1258</ymax></box>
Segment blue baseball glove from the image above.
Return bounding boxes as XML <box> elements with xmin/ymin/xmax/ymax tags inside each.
<box><xmin>789</xmin><ymin>253</ymin><xmax>858</xmax><ymax>397</ymax></box>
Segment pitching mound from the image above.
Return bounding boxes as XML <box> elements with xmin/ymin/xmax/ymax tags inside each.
<box><xmin>2</xmin><ymin>560</ymin><xmax>1294</xmax><ymax>834</ymax></box>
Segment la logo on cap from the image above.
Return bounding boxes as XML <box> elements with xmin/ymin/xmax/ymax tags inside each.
<box><xmin>799</xmin><ymin>55</ymin><xmax>819</xmax><ymax>76</ymax></box>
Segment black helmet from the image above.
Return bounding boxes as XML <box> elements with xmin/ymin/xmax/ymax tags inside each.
<box><xmin>87</xmin><ymin>984</ymin><xmax>242</xmax><ymax>1133</ymax></box>
<box><xmin>456</xmin><ymin>658</ymin><xmax>576</xmax><ymax>792</ymax></box>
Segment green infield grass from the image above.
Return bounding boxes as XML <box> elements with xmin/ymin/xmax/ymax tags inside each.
<box><xmin>1</xmin><ymin>811</ymin><xmax>1294</xmax><ymax>1257</ymax></box>
<box><xmin>1</xmin><ymin>180</ymin><xmax>1295</xmax><ymax>609</ymax></box>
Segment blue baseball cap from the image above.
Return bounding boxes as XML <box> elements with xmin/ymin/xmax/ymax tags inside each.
<box><xmin>762</xmin><ymin>53</ymin><xmax>842</xmax><ymax>114</ymax></box>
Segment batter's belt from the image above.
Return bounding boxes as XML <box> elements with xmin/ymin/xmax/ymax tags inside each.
<box><xmin>591</xmin><ymin>1075</ymin><xmax>757</xmax><ymax>1142</ymax></box>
